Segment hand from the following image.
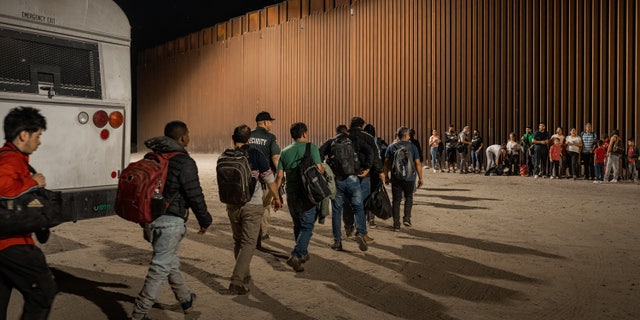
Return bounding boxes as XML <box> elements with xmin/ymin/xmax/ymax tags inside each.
<box><xmin>357</xmin><ymin>168</ymin><xmax>370</xmax><ymax>178</ymax></box>
<box><xmin>417</xmin><ymin>178</ymin><xmax>423</xmax><ymax>188</ymax></box>
<box><xmin>271</xmin><ymin>198</ymin><xmax>282</xmax><ymax>212</ymax></box>
<box><xmin>32</xmin><ymin>173</ymin><xmax>46</xmax><ymax>187</ymax></box>
<box><xmin>197</xmin><ymin>227</ymin><xmax>208</xmax><ymax>234</ymax></box>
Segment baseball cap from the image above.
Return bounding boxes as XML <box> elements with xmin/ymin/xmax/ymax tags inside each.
<box><xmin>256</xmin><ymin>111</ymin><xmax>275</xmax><ymax>122</ymax></box>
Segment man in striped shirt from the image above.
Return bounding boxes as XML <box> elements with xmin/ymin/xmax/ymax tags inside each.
<box><xmin>581</xmin><ymin>123</ymin><xmax>598</xmax><ymax>180</ymax></box>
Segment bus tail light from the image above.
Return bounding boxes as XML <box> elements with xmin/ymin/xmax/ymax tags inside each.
<box><xmin>109</xmin><ymin>111</ymin><xmax>124</xmax><ymax>128</ymax></box>
<box><xmin>93</xmin><ymin>110</ymin><xmax>108</xmax><ymax>128</ymax></box>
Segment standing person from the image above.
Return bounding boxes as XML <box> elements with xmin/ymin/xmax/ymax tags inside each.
<box><xmin>506</xmin><ymin>132</ymin><xmax>522</xmax><ymax>175</ymax></box>
<box><xmin>409</xmin><ymin>128</ymin><xmax>424</xmax><ymax>166</ymax></box>
<box><xmin>457</xmin><ymin>126</ymin><xmax>471</xmax><ymax>174</ymax></box>
<box><xmin>363</xmin><ymin>123</ymin><xmax>388</xmax><ymax>228</ymax></box>
<box><xmin>249</xmin><ymin>111</ymin><xmax>281</xmax><ymax>244</ymax></box>
<box><xmin>593</xmin><ymin>140</ymin><xmax>607</xmax><ymax>183</ymax></box>
<box><xmin>565</xmin><ymin>128</ymin><xmax>583</xmax><ymax>180</ymax></box>
<box><xmin>226</xmin><ymin>125</ymin><xmax>282</xmax><ymax>295</ymax></box>
<box><xmin>470</xmin><ymin>129</ymin><xmax>484</xmax><ymax>173</ymax></box>
<box><xmin>276</xmin><ymin>122</ymin><xmax>323</xmax><ymax>272</ymax></box>
<box><xmin>131</xmin><ymin>121</ymin><xmax>212</xmax><ymax>320</ymax></box>
<box><xmin>428</xmin><ymin>129</ymin><xmax>443</xmax><ymax>173</ymax></box>
<box><xmin>549</xmin><ymin>138</ymin><xmax>563</xmax><ymax>179</ymax></box>
<box><xmin>444</xmin><ymin>125</ymin><xmax>458</xmax><ymax>173</ymax></box>
<box><xmin>0</xmin><ymin>106</ymin><xmax>57</xmax><ymax>320</ymax></box>
<box><xmin>580</xmin><ymin>123</ymin><xmax>598</xmax><ymax>180</ymax></box>
<box><xmin>520</xmin><ymin>126</ymin><xmax>534</xmax><ymax>176</ymax></box>
<box><xmin>626</xmin><ymin>138</ymin><xmax>638</xmax><ymax>182</ymax></box>
<box><xmin>532</xmin><ymin>122</ymin><xmax>550</xmax><ymax>179</ymax></box>
<box><xmin>550</xmin><ymin>127</ymin><xmax>566</xmax><ymax>178</ymax></box>
<box><xmin>605</xmin><ymin>130</ymin><xmax>624</xmax><ymax>183</ymax></box>
<box><xmin>384</xmin><ymin>126</ymin><xmax>423</xmax><ymax>231</ymax></box>
<box><xmin>340</xmin><ymin>117</ymin><xmax>383</xmax><ymax>240</ymax></box>
<box><xmin>319</xmin><ymin>122</ymin><xmax>375</xmax><ymax>251</ymax></box>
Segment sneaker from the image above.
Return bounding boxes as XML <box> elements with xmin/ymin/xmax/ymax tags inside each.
<box><xmin>355</xmin><ymin>234</ymin><xmax>368</xmax><ymax>251</ymax></box>
<box><xmin>393</xmin><ymin>227</ymin><xmax>400</xmax><ymax>232</ymax></box>
<box><xmin>301</xmin><ymin>254</ymin><xmax>310</xmax><ymax>263</ymax></box>
<box><xmin>534</xmin><ymin>175</ymin><xmax>539</xmax><ymax>179</ymax></box>
<box><xmin>440</xmin><ymin>169</ymin><xmax>445</xmax><ymax>173</ymax></box>
<box><xmin>345</xmin><ymin>227</ymin><xmax>354</xmax><ymax>238</ymax></box>
<box><xmin>369</xmin><ymin>221</ymin><xmax>377</xmax><ymax>229</ymax></box>
<box><xmin>403</xmin><ymin>221</ymin><xmax>412</xmax><ymax>228</ymax></box>
<box><xmin>611</xmin><ymin>179</ymin><xmax>618</xmax><ymax>183</ymax></box>
<box><xmin>227</xmin><ymin>283</ymin><xmax>249</xmax><ymax>295</ymax></box>
<box><xmin>181</xmin><ymin>293</ymin><xmax>196</xmax><ymax>313</ymax></box>
<box><xmin>433</xmin><ymin>169</ymin><xmax>437</xmax><ymax>173</ymax></box>
<box><xmin>363</xmin><ymin>234</ymin><xmax>375</xmax><ymax>243</ymax></box>
<box><xmin>593</xmin><ymin>180</ymin><xmax>598</xmax><ymax>184</ymax></box>
<box><xmin>330</xmin><ymin>241</ymin><xmax>343</xmax><ymax>251</ymax></box>
<box><xmin>286</xmin><ymin>256</ymin><xmax>305</xmax><ymax>272</ymax></box>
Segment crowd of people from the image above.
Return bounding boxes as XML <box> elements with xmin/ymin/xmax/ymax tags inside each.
<box><xmin>423</xmin><ymin>122</ymin><xmax>639</xmax><ymax>183</ymax></box>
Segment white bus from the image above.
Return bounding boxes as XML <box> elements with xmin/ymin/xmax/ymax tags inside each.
<box><xmin>0</xmin><ymin>0</ymin><xmax>131</xmax><ymax>221</ymax></box>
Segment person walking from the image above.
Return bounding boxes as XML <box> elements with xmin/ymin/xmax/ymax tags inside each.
<box><xmin>131</xmin><ymin>121</ymin><xmax>212</xmax><ymax>320</ymax></box>
<box><xmin>225</xmin><ymin>124</ymin><xmax>282</xmax><ymax>294</ymax></box>
<box><xmin>276</xmin><ymin>122</ymin><xmax>323</xmax><ymax>272</ymax></box>
<box><xmin>249</xmin><ymin>111</ymin><xmax>281</xmax><ymax>244</ymax></box>
<box><xmin>384</xmin><ymin>126</ymin><xmax>423</xmax><ymax>232</ymax></box>
<box><xmin>0</xmin><ymin>106</ymin><xmax>57</xmax><ymax>320</ymax></box>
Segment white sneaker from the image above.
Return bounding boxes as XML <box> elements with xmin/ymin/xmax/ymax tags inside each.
<box><xmin>593</xmin><ymin>180</ymin><xmax>598</xmax><ymax>184</ymax></box>
<box><xmin>611</xmin><ymin>179</ymin><xmax>618</xmax><ymax>183</ymax></box>
<box><xmin>433</xmin><ymin>169</ymin><xmax>437</xmax><ymax>173</ymax></box>
<box><xmin>534</xmin><ymin>175</ymin><xmax>539</xmax><ymax>179</ymax></box>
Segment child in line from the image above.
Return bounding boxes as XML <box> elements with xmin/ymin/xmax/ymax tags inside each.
<box><xmin>549</xmin><ymin>138</ymin><xmax>563</xmax><ymax>179</ymax></box>
<box><xmin>627</xmin><ymin>138</ymin><xmax>638</xmax><ymax>182</ymax></box>
<box><xmin>593</xmin><ymin>140</ymin><xmax>607</xmax><ymax>184</ymax></box>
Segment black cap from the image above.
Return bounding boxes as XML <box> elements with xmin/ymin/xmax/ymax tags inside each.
<box><xmin>256</xmin><ymin>111</ymin><xmax>275</xmax><ymax>122</ymax></box>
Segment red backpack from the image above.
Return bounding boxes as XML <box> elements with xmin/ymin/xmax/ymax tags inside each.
<box><xmin>114</xmin><ymin>152</ymin><xmax>181</xmax><ymax>223</ymax></box>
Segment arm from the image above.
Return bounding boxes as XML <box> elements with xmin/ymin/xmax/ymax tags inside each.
<box><xmin>179</xmin><ymin>156</ymin><xmax>212</xmax><ymax>233</ymax></box>
<box><xmin>383</xmin><ymin>158</ymin><xmax>391</xmax><ymax>185</ymax></box>
<box><xmin>415</xmin><ymin>158</ymin><xmax>423</xmax><ymax>187</ymax></box>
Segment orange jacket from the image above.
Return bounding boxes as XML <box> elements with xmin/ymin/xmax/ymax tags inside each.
<box><xmin>0</xmin><ymin>142</ymin><xmax>37</xmax><ymax>250</ymax></box>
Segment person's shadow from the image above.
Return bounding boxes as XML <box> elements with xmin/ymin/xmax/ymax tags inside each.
<box><xmin>50</xmin><ymin>266</ymin><xmax>133</xmax><ymax>319</ymax></box>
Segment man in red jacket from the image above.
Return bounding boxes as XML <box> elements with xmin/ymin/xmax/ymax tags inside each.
<box><xmin>0</xmin><ymin>106</ymin><xmax>57</xmax><ymax>319</ymax></box>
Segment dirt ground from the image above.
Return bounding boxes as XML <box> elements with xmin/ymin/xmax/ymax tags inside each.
<box><xmin>7</xmin><ymin>153</ymin><xmax>640</xmax><ymax>320</ymax></box>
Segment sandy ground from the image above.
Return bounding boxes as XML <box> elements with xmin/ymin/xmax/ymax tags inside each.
<box><xmin>7</xmin><ymin>153</ymin><xmax>640</xmax><ymax>320</ymax></box>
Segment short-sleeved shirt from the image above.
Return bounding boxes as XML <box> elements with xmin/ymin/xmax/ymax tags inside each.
<box><xmin>533</xmin><ymin>131</ymin><xmax>550</xmax><ymax>151</ymax></box>
<box><xmin>277</xmin><ymin>141</ymin><xmax>322</xmax><ymax>196</ymax></box>
<box><xmin>250</xmin><ymin>127</ymin><xmax>280</xmax><ymax>171</ymax></box>
<box><xmin>384</xmin><ymin>140</ymin><xmax>420</xmax><ymax>181</ymax></box>
<box><xmin>565</xmin><ymin>135</ymin><xmax>582</xmax><ymax>153</ymax></box>
<box><xmin>242</xmin><ymin>145</ymin><xmax>275</xmax><ymax>205</ymax></box>
<box><xmin>581</xmin><ymin>131</ymin><xmax>597</xmax><ymax>153</ymax></box>
<box><xmin>471</xmin><ymin>135</ymin><xmax>483</xmax><ymax>151</ymax></box>
<box><xmin>445</xmin><ymin>131</ymin><xmax>458</xmax><ymax>148</ymax></box>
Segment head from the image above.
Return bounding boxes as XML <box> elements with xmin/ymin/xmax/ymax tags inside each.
<box><xmin>396</xmin><ymin>126</ymin><xmax>410</xmax><ymax>141</ymax></box>
<box><xmin>509</xmin><ymin>132</ymin><xmax>517</xmax><ymax>141</ymax></box>
<box><xmin>611</xmin><ymin>129</ymin><xmax>620</xmax><ymax>137</ymax></box>
<box><xmin>448</xmin><ymin>124</ymin><xmax>455</xmax><ymax>132</ymax></box>
<box><xmin>4</xmin><ymin>106</ymin><xmax>47</xmax><ymax>155</ymax></box>
<box><xmin>255</xmin><ymin>111</ymin><xmax>275</xmax><ymax>131</ymax></box>
<box><xmin>232</xmin><ymin>124</ymin><xmax>252</xmax><ymax>144</ymax></box>
<box><xmin>525</xmin><ymin>126</ymin><xmax>532</xmax><ymax>133</ymax></box>
<box><xmin>409</xmin><ymin>128</ymin><xmax>416</xmax><ymax>138</ymax></box>
<box><xmin>555</xmin><ymin>127</ymin><xmax>563</xmax><ymax>135</ymax></box>
<box><xmin>629</xmin><ymin>138</ymin><xmax>635</xmax><ymax>147</ymax></box>
<box><xmin>336</xmin><ymin>124</ymin><xmax>348</xmax><ymax>134</ymax></box>
<box><xmin>289</xmin><ymin>122</ymin><xmax>308</xmax><ymax>140</ymax></box>
<box><xmin>539</xmin><ymin>122</ymin><xmax>546</xmax><ymax>132</ymax></box>
<box><xmin>570</xmin><ymin>128</ymin><xmax>577</xmax><ymax>136</ymax></box>
<box><xmin>363</xmin><ymin>124</ymin><xmax>376</xmax><ymax>136</ymax></box>
<box><xmin>554</xmin><ymin>137</ymin><xmax>561</xmax><ymax>145</ymax></box>
<box><xmin>164</xmin><ymin>120</ymin><xmax>190</xmax><ymax>147</ymax></box>
<box><xmin>603</xmin><ymin>133</ymin><xmax>609</xmax><ymax>140</ymax></box>
<box><xmin>585</xmin><ymin>123</ymin><xmax>592</xmax><ymax>132</ymax></box>
<box><xmin>597</xmin><ymin>139</ymin><xmax>603</xmax><ymax>147</ymax></box>
<box><xmin>350</xmin><ymin>116</ymin><xmax>365</xmax><ymax>129</ymax></box>
<box><xmin>463</xmin><ymin>126</ymin><xmax>470</xmax><ymax>134</ymax></box>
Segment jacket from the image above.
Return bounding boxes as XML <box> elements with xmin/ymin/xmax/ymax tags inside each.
<box><xmin>144</xmin><ymin>136</ymin><xmax>212</xmax><ymax>229</ymax></box>
<box><xmin>0</xmin><ymin>142</ymin><xmax>37</xmax><ymax>250</ymax></box>
<box><xmin>318</xmin><ymin>163</ymin><xmax>336</xmax><ymax>224</ymax></box>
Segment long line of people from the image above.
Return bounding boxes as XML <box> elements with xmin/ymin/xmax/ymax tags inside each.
<box><xmin>422</xmin><ymin>122</ymin><xmax>639</xmax><ymax>183</ymax></box>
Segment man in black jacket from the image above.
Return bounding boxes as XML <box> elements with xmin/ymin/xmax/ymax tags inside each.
<box><xmin>131</xmin><ymin>120</ymin><xmax>212</xmax><ymax>320</ymax></box>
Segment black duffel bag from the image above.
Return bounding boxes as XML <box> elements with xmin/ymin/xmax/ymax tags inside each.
<box><xmin>0</xmin><ymin>188</ymin><xmax>64</xmax><ymax>237</ymax></box>
<box><xmin>365</xmin><ymin>181</ymin><xmax>392</xmax><ymax>220</ymax></box>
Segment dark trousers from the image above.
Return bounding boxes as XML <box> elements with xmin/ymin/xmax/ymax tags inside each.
<box><xmin>0</xmin><ymin>245</ymin><xmax>57</xmax><ymax>320</ymax></box>
<box><xmin>391</xmin><ymin>180</ymin><xmax>415</xmax><ymax>229</ymax></box>
<box><xmin>582</xmin><ymin>153</ymin><xmax>594</xmax><ymax>179</ymax></box>
<box><xmin>568</xmin><ymin>151</ymin><xmax>580</xmax><ymax>177</ymax></box>
<box><xmin>534</xmin><ymin>148</ymin><xmax>549</xmax><ymax>176</ymax></box>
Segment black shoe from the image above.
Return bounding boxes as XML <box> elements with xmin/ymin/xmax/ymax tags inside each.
<box><xmin>301</xmin><ymin>254</ymin><xmax>310</xmax><ymax>263</ymax></box>
<box><xmin>35</xmin><ymin>228</ymin><xmax>50</xmax><ymax>244</ymax></box>
<box><xmin>228</xmin><ymin>283</ymin><xmax>249</xmax><ymax>295</ymax></box>
<box><xmin>286</xmin><ymin>256</ymin><xmax>305</xmax><ymax>272</ymax></box>
<box><xmin>330</xmin><ymin>241</ymin><xmax>343</xmax><ymax>251</ymax></box>
<box><xmin>181</xmin><ymin>293</ymin><xmax>196</xmax><ymax>312</ymax></box>
<box><xmin>355</xmin><ymin>234</ymin><xmax>368</xmax><ymax>251</ymax></box>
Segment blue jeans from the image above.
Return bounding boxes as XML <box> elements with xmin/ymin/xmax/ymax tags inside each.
<box><xmin>332</xmin><ymin>175</ymin><xmax>366</xmax><ymax>242</ymax></box>
<box><xmin>595</xmin><ymin>162</ymin><xmax>604</xmax><ymax>180</ymax></box>
<box><xmin>430</xmin><ymin>147</ymin><xmax>442</xmax><ymax>169</ymax></box>
<box><xmin>287</xmin><ymin>193</ymin><xmax>317</xmax><ymax>260</ymax></box>
<box><xmin>132</xmin><ymin>215</ymin><xmax>191</xmax><ymax>318</ymax></box>
<box><xmin>341</xmin><ymin>176</ymin><xmax>370</xmax><ymax>231</ymax></box>
<box><xmin>471</xmin><ymin>150</ymin><xmax>482</xmax><ymax>170</ymax></box>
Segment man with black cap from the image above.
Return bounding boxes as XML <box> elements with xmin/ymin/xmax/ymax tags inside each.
<box><xmin>249</xmin><ymin>111</ymin><xmax>281</xmax><ymax>244</ymax></box>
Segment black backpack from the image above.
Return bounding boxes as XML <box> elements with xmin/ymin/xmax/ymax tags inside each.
<box><xmin>328</xmin><ymin>135</ymin><xmax>358</xmax><ymax>176</ymax></box>
<box><xmin>299</xmin><ymin>143</ymin><xmax>331</xmax><ymax>204</ymax></box>
<box><xmin>391</xmin><ymin>144</ymin><xmax>415</xmax><ymax>181</ymax></box>
<box><xmin>216</xmin><ymin>147</ymin><xmax>257</xmax><ymax>205</ymax></box>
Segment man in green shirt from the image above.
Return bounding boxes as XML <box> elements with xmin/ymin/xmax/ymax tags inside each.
<box><xmin>276</xmin><ymin>122</ymin><xmax>324</xmax><ymax>272</ymax></box>
<box><xmin>520</xmin><ymin>126</ymin><xmax>534</xmax><ymax>176</ymax></box>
